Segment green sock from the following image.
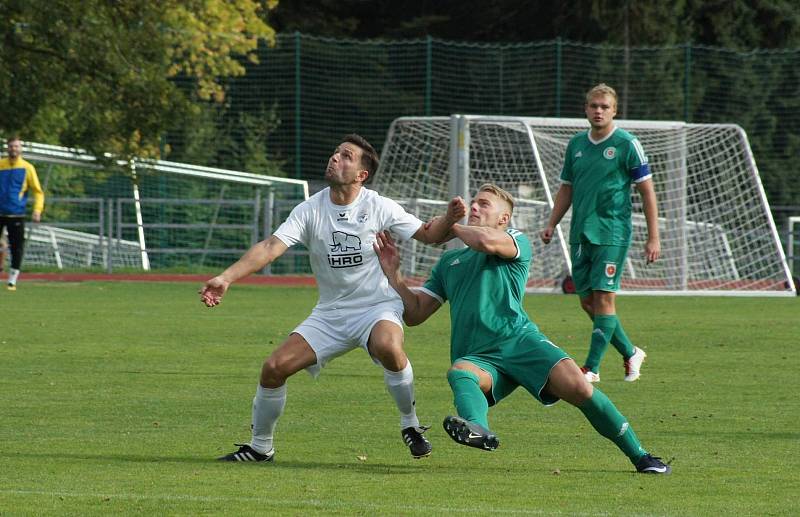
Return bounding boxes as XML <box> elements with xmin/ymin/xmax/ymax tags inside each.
<box><xmin>447</xmin><ymin>369</ymin><xmax>490</xmax><ymax>430</ymax></box>
<box><xmin>589</xmin><ymin>314</ymin><xmax>635</xmax><ymax>359</ymax></box>
<box><xmin>578</xmin><ymin>388</ymin><xmax>646</xmax><ymax>464</ymax></box>
<box><xmin>584</xmin><ymin>314</ymin><xmax>617</xmax><ymax>373</ymax></box>
<box><xmin>609</xmin><ymin>319</ymin><xmax>636</xmax><ymax>359</ymax></box>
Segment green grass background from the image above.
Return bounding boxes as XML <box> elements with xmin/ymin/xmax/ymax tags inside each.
<box><xmin>1</xmin><ymin>282</ymin><xmax>798</xmax><ymax>515</ymax></box>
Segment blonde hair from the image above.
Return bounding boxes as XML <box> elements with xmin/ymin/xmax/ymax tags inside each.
<box><xmin>585</xmin><ymin>83</ymin><xmax>618</xmax><ymax>106</ymax></box>
<box><xmin>477</xmin><ymin>183</ymin><xmax>515</xmax><ymax>215</ymax></box>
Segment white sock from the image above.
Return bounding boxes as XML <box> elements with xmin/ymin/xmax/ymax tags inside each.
<box><xmin>8</xmin><ymin>268</ymin><xmax>19</xmax><ymax>285</ymax></box>
<box><xmin>250</xmin><ymin>383</ymin><xmax>286</xmax><ymax>454</ymax></box>
<box><xmin>383</xmin><ymin>361</ymin><xmax>420</xmax><ymax>429</ymax></box>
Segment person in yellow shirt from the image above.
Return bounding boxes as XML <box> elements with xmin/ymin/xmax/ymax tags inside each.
<box><xmin>0</xmin><ymin>136</ymin><xmax>44</xmax><ymax>290</ymax></box>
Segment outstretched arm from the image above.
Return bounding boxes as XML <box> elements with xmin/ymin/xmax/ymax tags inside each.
<box><xmin>373</xmin><ymin>231</ymin><xmax>442</xmax><ymax>326</ymax></box>
<box><xmin>636</xmin><ymin>179</ymin><xmax>661</xmax><ymax>263</ymax></box>
<box><xmin>199</xmin><ymin>235</ymin><xmax>288</xmax><ymax>307</ymax></box>
<box><xmin>540</xmin><ymin>183</ymin><xmax>572</xmax><ymax>244</ymax></box>
<box><xmin>412</xmin><ymin>196</ymin><xmax>467</xmax><ymax>244</ymax></box>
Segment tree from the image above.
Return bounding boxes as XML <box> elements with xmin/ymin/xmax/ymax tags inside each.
<box><xmin>269</xmin><ymin>1</ymin><xmax>800</xmax><ymax>49</ymax></box>
<box><xmin>687</xmin><ymin>0</ymin><xmax>800</xmax><ymax>49</ymax></box>
<box><xmin>0</xmin><ymin>0</ymin><xmax>277</xmax><ymax>159</ymax></box>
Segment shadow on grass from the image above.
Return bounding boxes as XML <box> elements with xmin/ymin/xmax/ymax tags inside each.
<box><xmin>1</xmin><ymin>450</ymin><xmax>637</xmax><ymax>475</ymax></box>
<box><xmin>0</xmin><ymin>451</ymin><xmax>437</xmax><ymax>473</ymax></box>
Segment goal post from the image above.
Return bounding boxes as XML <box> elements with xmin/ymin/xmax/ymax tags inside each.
<box><xmin>788</xmin><ymin>216</ymin><xmax>800</xmax><ymax>282</ymax></box>
<box><xmin>374</xmin><ymin>115</ymin><xmax>796</xmax><ymax>296</ymax></box>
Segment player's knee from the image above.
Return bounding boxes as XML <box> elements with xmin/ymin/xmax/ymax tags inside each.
<box><xmin>572</xmin><ymin>381</ymin><xmax>593</xmax><ymax>404</ymax></box>
<box><xmin>579</xmin><ymin>296</ymin><xmax>594</xmax><ymax>315</ymax></box>
<box><xmin>261</xmin><ymin>356</ymin><xmax>290</xmax><ymax>386</ymax></box>
<box><xmin>369</xmin><ymin>338</ymin><xmax>406</xmax><ymax>370</ymax></box>
<box><xmin>548</xmin><ymin>361</ymin><xmax>593</xmax><ymax>405</ymax></box>
<box><xmin>447</xmin><ymin>367</ymin><xmax>480</xmax><ymax>388</ymax></box>
<box><xmin>592</xmin><ymin>292</ymin><xmax>616</xmax><ymax>313</ymax></box>
<box><xmin>377</xmin><ymin>351</ymin><xmax>407</xmax><ymax>372</ymax></box>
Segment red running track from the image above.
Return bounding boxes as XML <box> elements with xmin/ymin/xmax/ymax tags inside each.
<box><xmin>0</xmin><ymin>272</ymin><xmax>317</xmax><ymax>286</ymax></box>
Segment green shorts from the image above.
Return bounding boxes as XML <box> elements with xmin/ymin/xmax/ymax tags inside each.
<box><xmin>570</xmin><ymin>241</ymin><xmax>629</xmax><ymax>296</ymax></box>
<box><xmin>458</xmin><ymin>330</ymin><xmax>571</xmax><ymax>406</ymax></box>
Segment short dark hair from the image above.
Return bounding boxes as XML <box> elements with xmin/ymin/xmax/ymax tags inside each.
<box><xmin>7</xmin><ymin>135</ymin><xmax>21</xmax><ymax>144</ymax></box>
<box><xmin>342</xmin><ymin>133</ymin><xmax>379</xmax><ymax>180</ymax></box>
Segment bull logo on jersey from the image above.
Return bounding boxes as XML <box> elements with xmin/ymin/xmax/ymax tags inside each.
<box><xmin>603</xmin><ymin>147</ymin><xmax>616</xmax><ymax>160</ymax></box>
<box><xmin>328</xmin><ymin>231</ymin><xmax>363</xmax><ymax>268</ymax></box>
<box><xmin>605</xmin><ymin>262</ymin><xmax>617</xmax><ymax>278</ymax></box>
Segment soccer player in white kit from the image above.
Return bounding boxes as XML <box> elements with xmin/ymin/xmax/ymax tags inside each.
<box><xmin>200</xmin><ymin>133</ymin><xmax>467</xmax><ymax>462</ymax></box>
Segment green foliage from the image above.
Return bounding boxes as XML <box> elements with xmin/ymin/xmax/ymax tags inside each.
<box><xmin>0</xmin><ymin>0</ymin><xmax>277</xmax><ymax>159</ymax></box>
<box><xmin>270</xmin><ymin>1</ymin><xmax>800</xmax><ymax>48</ymax></box>
<box><xmin>167</xmin><ymin>101</ymin><xmax>287</xmax><ymax>177</ymax></box>
<box><xmin>687</xmin><ymin>0</ymin><xmax>800</xmax><ymax>49</ymax></box>
<box><xmin>233</xmin><ymin>104</ymin><xmax>286</xmax><ymax>177</ymax></box>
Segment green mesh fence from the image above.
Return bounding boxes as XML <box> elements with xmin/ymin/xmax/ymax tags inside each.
<box><xmin>169</xmin><ymin>34</ymin><xmax>800</xmax><ymax>214</ymax></box>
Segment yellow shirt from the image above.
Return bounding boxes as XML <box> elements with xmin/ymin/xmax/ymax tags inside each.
<box><xmin>0</xmin><ymin>157</ymin><xmax>44</xmax><ymax>216</ymax></box>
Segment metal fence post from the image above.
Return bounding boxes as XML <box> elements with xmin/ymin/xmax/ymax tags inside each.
<box><xmin>252</xmin><ymin>187</ymin><xmax>261</xmax><ymax>247</ymax></box>
<box><xmin>295</xmin><ymin>31</ymin><xmax>302</xmax><ymax>179</ymax></box>
<box><xmin>107</xmin><ymin>199</ymin><xmax>114</xmax><ymax>273</ymax></box>
<box><xmin>555</xmin><ymin>38</ymin><xmax>562</xmax><ymax>117</ymax></box>
<box><xmin>425</xmin><ymin>35</ymin><xmax>432</xmax><ymax>116</ymax></box>
<box><xmin>684</xmin><ymin>42</ymin><xmax>692</xmax><ymax>122</ymax></box>
<box><xmin>448</xmin><ymin>115</ymin><xmax>469</xmax><ymax>250</ymax></box>
<box><xmin>116</xmin><ymin>198</ymin><xmax>122</xmax><ymax>265</ymax></box>
<box><xmin>98</xmin><ymin>198</ymin><xmax>105</xmax><ymax>270</ymax></box>
<box><xmin>262</xmin><ymin>190</ymin><xmax>274</xmax><ymax>275</ymax></box>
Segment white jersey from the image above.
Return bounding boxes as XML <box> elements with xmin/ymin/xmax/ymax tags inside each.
<box><xmin>273</xmin><ymin>187</ymin><xmax>423</xmax><ymax>311</ymax></box>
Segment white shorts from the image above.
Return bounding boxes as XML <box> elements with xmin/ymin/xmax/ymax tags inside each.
<box><xmin>293</xmin><ymin>301</ymin><xmax>404</xmax><ymax>378</ymax></box>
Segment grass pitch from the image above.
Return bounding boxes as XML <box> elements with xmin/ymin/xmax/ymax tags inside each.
<box><xmin>1</xmin><ymin>281</ymin><xmax>798</xmax><ymax>515</ymax></box>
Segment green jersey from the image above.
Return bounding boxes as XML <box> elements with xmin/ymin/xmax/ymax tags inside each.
<box><xmin>560</xmin><ymin>127</ymin><xmax>651</xmax><ymax>246</ymax></box>
<box><xmin>421</xmin><ymin>229</ymin><xmax>538</xmax><ymax>361</ymax></box>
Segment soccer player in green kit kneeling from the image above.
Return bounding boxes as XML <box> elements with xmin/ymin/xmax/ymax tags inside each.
<box><xmin>374</xmin><ymin>183</ymin><xmax>670</xmax><ymax>474</ymax></box>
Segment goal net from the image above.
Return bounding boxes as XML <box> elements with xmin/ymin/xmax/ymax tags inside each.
<box><xmin>23</xmin><ymin>224</ymin><xmax>142</xmax><ymax>269</ymax></box>
<box><xmin>374</xmin><ymin>115</ymin><xmax>795</xmax><ymax>296</ymax></box>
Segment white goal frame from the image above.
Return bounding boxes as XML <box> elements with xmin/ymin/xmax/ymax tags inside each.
<box><xmin>13</xmin><ymin>140</ymin><xmax>309</xmax><ymax>271</ymax></box>
<box><xmin>375</xmin><ymin>115</ymin><xmax>795</xmax><ymax>296</ymax></box>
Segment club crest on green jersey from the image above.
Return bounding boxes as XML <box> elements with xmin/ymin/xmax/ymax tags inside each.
<box><xmin>605</xmin><ymin>262</ymin><xmax>617</xmax><ymax>277</ymax></box>
<box><xmin>603</xmin><ymin>147</ymin><xmax>616</xmax><ymax>159</ymax></box>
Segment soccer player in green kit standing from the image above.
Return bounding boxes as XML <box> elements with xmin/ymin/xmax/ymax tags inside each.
<box><xmin>541</xmin><ymin>83</ymin><xmax>660</xmax><ymax>384</ymax></box>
